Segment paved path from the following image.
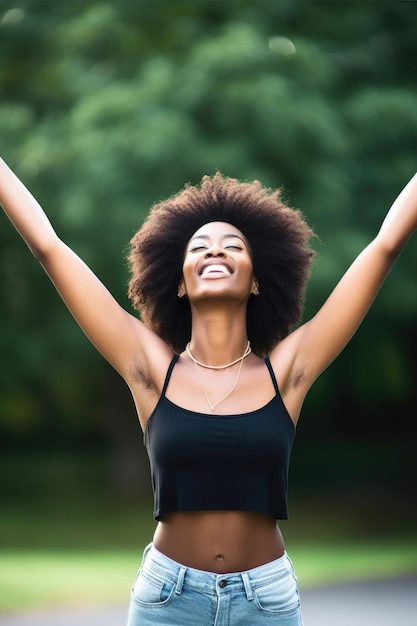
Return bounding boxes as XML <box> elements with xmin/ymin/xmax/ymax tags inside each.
<box><xmin>1</xmin><ymin>576</ymin><xmax>416</xmax><ymax>625</ymax></box>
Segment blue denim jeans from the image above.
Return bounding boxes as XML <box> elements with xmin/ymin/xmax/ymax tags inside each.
<box><xmin>126</xmin><ymin>544</ymin><xmax>304</xmax><ymax>625</ymax></box>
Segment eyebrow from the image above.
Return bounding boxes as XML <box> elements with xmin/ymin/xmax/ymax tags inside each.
<box><xmin>190</xmin><ymin>233</ymin><xmax>247</xmax><ymax>243</ymax></box>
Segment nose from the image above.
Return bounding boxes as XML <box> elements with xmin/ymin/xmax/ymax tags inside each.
<box><xmin>205</xmin><ymin>243</ymin><xmax>225</xmax><ymax>257</ymax></box>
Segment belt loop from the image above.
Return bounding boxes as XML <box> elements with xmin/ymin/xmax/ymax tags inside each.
<box><xmin>175</xmin><ymin>566</ymin><xmax>186</xmax><ymax>595</ymax></box>
<box><xmin>241</xmin><ymin>572</ymin><xmax>253</xmax><ymax>601</ymax></box>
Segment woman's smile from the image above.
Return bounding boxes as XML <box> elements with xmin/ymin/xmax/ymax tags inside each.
<box><xmin>199</xmin><ymin>261</ymin><xmax>233</xmax><ymax>278</ymax></box>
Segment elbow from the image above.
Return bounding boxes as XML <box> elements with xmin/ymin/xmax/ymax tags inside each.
<box><xmin>373</xmin><ymin>235</ymin><xmax>407</xmax><ymax>266</ymax></box>
<box><xmin>30</xmin><ymin>234</ymin><xmax>61</xmax><ymax>265</ymax></box>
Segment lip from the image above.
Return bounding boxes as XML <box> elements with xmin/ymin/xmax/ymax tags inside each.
<box><xmin>198</xmin><ymin>261</ymin><xmax>233</xmax><ymax>277</ymax></box>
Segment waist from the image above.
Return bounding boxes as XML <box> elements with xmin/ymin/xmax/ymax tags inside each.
<box><xmin>140</xmin><ymin>543</ymin><xmax>295</xmax><ymax>595</ymax></box>
<box><xmin>153</xmin><ymin>510</ymin><xmax>285</xmax><ymax>572</ymax></box>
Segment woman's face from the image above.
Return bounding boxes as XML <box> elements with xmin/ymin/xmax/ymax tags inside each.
<box><xmin>179</xmin><ymin>222</ymin><xmax>258</xmax><ymax>304</ymax></box>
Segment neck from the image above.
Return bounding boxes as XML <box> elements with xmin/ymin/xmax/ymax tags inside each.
<box><xmin>187</xmin><ymin>309</ymin><xmax>249</xmax><ymax>367</ymax></box>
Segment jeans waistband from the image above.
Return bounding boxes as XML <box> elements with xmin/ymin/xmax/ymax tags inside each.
<box><xmin>141</xmin><ymin>543</ymin><xmax>294</xmax><ymax>599</ymax></box>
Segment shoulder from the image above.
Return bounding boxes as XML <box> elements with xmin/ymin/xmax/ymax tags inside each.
<box><xmin>125</xmin><ymin>324</ymin><xmax>177</xmax><ymax>429</ymax></box>
<box><xmin>267</xmin><ymin>328</ymin><xmax>311</xmax><ymax>424</ymax></box>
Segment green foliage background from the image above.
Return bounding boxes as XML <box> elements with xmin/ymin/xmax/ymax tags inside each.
<box><xmin>1</xmin><ymin>0</ymin><xmax>416</xmax><ymax>496</ymax></box>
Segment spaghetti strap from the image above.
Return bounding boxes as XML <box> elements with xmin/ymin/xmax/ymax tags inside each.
<box><xmin>161</xmin><ymin>354</ymin><xmax>180</xmax><ymax>396</ymax></box>
<box><xmin>264</xmin><ymin>356</ymin><xmax>280</xmax><ymax>395</ymax></box>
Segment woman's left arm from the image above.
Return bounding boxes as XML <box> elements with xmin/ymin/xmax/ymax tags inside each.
<box><xmin>286</xmin><ymin>172</ymin><xmax>417</xmax><ymax>391</ymax></box>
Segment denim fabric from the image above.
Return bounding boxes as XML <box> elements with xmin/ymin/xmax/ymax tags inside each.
<box><xmin>126</xmin><ymin>544</ymin><xmax>304</xmax><ymax>625</ymax></box>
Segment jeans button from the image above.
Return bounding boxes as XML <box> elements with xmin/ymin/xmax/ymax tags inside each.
<box><xmin>219</xmin><ymin>580</ymin><xmax>227</xmax><ymax>588</ymax></box>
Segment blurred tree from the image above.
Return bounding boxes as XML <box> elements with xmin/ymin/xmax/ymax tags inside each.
<box><xmin>0</xmin><ymin>0</ymin><xmax>416</xmax><ymax>487</ymax></box>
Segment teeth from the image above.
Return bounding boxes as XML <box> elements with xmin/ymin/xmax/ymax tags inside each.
<box><xmin>201</xmin><ymin>264</ymin><xmax>231</xmax><ymax>277</ymax></box>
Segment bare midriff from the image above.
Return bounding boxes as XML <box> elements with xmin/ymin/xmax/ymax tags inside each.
<box><xmin>153</xmin><ymin>510</ymin><xmax>285</xmax><ymax>574</ymax></box>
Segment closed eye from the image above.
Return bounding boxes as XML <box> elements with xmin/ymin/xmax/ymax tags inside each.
<box><xmin>189</xmin><ymin>245</ymin><xmax>208</xmax><ymax>252</ymax></box>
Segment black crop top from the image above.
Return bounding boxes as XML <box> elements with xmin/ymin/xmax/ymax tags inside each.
<box><xmin>144</xmin><ymin>355</ymin><xmax>295</xmax><ymax>521</ymax></box>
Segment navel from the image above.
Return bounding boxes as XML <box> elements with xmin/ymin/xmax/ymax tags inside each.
<box><xmin>216</xmin><ymin>554</ymin><xmax>224</xmax><ymax>562</ymax></box>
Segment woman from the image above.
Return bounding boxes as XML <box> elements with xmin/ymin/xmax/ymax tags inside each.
<box><xmin>1</xmin><ymin>159</ymin><xmax>416</xmax><ymax>625</ymax></box>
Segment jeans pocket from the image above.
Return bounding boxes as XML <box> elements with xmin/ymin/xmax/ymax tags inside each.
<box><xmin>132</xmin><ymin>570</ymin><xmax>175</xmax><ymax>607</ymax></box>
<box><xmin>254</xmin><ymin>571</ymin><xmax>300</xmax><ymax>615</ymax></box>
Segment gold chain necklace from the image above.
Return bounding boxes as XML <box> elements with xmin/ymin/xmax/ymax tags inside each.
<box><xmin>185</xmin><ymin>341</ymin><xmax>251</xmax><ymax>369</ymax></box>
<box><xmin>186</xmin><ymin>341</ymin><xmax>251</xmax><ymax>411</ymax></box>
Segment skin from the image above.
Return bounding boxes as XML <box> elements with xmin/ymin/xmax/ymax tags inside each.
<box><xmin>1</xmin><ymin>157</ymin><xmax>417</xmax><ymax>574</ymax></box>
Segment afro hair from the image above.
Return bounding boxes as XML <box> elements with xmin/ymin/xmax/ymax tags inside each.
<box><xmin>128</xmin><ymin>172</ymin><xmax>315</xmax><ymax>356</ymax></box>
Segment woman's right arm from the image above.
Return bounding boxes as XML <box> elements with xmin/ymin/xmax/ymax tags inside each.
<box><xmin>0</xmin><ymin>157</ymin><xmax>168</xmax><ymax>380</ymax></box>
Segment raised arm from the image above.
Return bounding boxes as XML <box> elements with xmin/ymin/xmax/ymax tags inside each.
<box><xmin>272</xmin><ymin>172</ymin><xmax>417</xmax><ymax>413</ymax></box>
<box><xmin>0</xmin><ymin>157</ymin><xmax>168</xmax><ymax>380</ymax></box>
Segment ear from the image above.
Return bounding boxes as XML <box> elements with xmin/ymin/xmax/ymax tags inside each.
<box><xmin>177</xmin><ymin>279</ymin><xmax>186</xmax><ymax>298</ymax></box>
<box><xmin>251</xmin><ymin>279</ymin><xmax>259</xmax><ymax>296</ymax></box>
